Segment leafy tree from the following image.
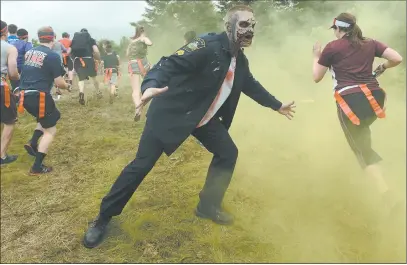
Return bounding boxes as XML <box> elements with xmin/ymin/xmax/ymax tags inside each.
<box><xmin>31</xmin><ymin>38</ymin><xmax>39</xmax><ymax>47</ymax></box>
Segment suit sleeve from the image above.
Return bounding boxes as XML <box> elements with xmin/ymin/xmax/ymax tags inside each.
<box><xmin>242</xmin><ymin>59</ymin><xmax>283</xmax><ymax>111</ymax></box>
<box><xmin>141</xmin><ymin>38</ymin><xmax>212</xmax><ymax>94</ymax></box>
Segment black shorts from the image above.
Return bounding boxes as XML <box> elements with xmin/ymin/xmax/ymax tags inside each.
<box><xmin>22</xmin><ymin>92</ymin><xmax>60</xmax><ymax>128</ymax></box>
<box><xmin>1</xmin><ymin>85</ymin><xmax>17</xmax><ymax>125</ymax></box>
<box><xmin>63</xmin><ymin>56</ymin><xmax>74</xmax><ymax>71</ymax></box>
<box><xmin>337</xmin><ymin>89</ymin><xmax>386</xmax><ymax>168</ymax></box>
<box><xmin>73</xmin><ymin>57</ymin><xmax>97</xmax><ymax>81</ymax></box>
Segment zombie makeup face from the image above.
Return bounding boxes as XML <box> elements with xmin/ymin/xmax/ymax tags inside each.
<box><xmin>227</xmin><ymin>10</ymin><xmax>256</xmax><ymax>48</ymax></box>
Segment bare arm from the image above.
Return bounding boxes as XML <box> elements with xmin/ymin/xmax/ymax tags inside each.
<box><xmin>54</xmin><ymin>76</ymin><xmax>68</xmax><ymax>89</ymax></box>
<box><xmin>313</xmin><ymin>58</ymin><xmax>329</xmax><ymax>83</ymax></box>
<box><xmin>92</xmin><ymin>45</ymin><xmax>101</xmax><ymax>60</ymax></box>
<box><xmin>7</xmin><ymin>46</ymin><xmax>19</xmax><ymax>80</ymax></box>
<box><xmin>126</xmin><ymin>43</ymin><xmax>131</xmax><ymax>58</ymax></box>
<box><xmin>312</xmin><ymin>42</ymin><xmax>330</xmax><ymax>83</ymax></box>
<box><xmin>142</xmin><ymin>36</ymin><xmax>153</xmax><ymax>46</ymax></box>
<box><xmin>381</xmin><ymin>48</ymin><xmax>403</xmax><ymax>69</ymax></box>
<box><xmin>60</xmin><ymin>43</ymin><xmax>68</xmax><ymax>53</ymax></box>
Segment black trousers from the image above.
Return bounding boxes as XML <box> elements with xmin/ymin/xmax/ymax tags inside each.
<box><xmin>338</xmin><ymin>90</ymin><xmax>385</xmax><ymax>168</ymax></box>
<box><xmin>99</xmin><ymin>118</ymin><xmax>238</xmax><ymax>218</ymax></box>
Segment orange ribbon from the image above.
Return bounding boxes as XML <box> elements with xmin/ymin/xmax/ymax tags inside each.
<box><xmin>18</xmin><ymin>91</ymin><xmax>46</xmax><ymax>118</ymax></box>
<box><xmin>335</xmin><ymin>84</ymin><xmax>386</xmax><ymax>125</ymax></box>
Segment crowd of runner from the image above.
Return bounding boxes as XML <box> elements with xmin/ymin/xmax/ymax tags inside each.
<box><xmin>0</xmin><ymin>21</ymin><xmax>160</xmax><ymax>172</ymax></box>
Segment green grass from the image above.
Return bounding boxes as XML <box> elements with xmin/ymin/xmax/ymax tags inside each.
<box><xmin>1</xmin><ymin>66</ymin><xmax>406</xmax><ymax>263</ymax></box>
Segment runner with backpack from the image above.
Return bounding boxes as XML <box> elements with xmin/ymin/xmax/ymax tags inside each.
<box><xmin>70</xmin><ymin>28</ymin><xmax>101</xmax><ymax>105</ymax></box>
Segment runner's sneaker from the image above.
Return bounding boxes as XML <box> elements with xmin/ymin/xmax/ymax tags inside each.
<box><xmin>79</xmin><ymin>92</ymin><xmax>85</xmax><ymax>105</ymax></box>
<box><xmin>24</xmin><ymin>142</ymin><xmax>38</xmax><ymax>157</ymax></box>
<box><xmin>0</xmin><ymin>154</ymin><xmax>18</xmax><ymax>165</ymax></box>
<box><xmin>29</xmin><ymin>164</ymin><xmax>53</xmax><ymax>175</ymax></box>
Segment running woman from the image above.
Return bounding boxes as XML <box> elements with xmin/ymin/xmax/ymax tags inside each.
<box><xmin>312</xmin><ymin>13</ymin><xmax>403</xmax><ymax>199</ymax></box>
<box><xmin>127</xmin><ymin>25</ymin><xmax>152</xmax><ymax>121</ymax></box>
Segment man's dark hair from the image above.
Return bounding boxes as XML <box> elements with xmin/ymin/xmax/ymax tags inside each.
<box><xmin>8</xmin><ymin>24</ymin><xmax>17</xmax><ymax>34</ymax></box>
<box><xmin>17</xmin><ymin>28</ymin><xmax>29</xmax><ymax>39</ymax></box>
<box><xmin>105</xmin><ymin>43</ymin><xmax>113</xmax><ymax>53</ymax></box>
<box><xmin>80</xmin><ymin>28</ymin><xmax>88</xmax><ymax>33</ymax></box>
<box><xmin>62</xmin><ymin>32</ymin><xmax>70</xmax><ymax>38</ymax></box>
<box><xmin>184</xmin><ymin>31</ymin><xmax>196</xmax><ymax>43</ymax></box>
<box><xmin>1</xmin><ymin>20</ymin><xmax>7</xmax><ymax>36</ymax></box>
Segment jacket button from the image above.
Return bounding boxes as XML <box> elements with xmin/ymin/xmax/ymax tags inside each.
<box><xmin>186</xmin><ymin>111</ymin><xmax>192</xmax><ymax>115</ymax></box>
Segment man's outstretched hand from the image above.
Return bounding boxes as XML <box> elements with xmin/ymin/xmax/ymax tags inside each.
<box><xmin>277</xmin><ymin>101</ymin><xmax>296</xmax><ymax>120</ymax></box>
<box><xmin>136</xmin><ymin>86</ymin><xmax>168</xmax><ymax>109</ymax></box>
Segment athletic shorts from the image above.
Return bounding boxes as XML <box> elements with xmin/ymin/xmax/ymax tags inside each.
<box><xmin>22</xmin><ymin>92</ymin><xmax>61</xmax><ymax>128</ymax></box>
<box><xmin>104</xmin><ymin>68</ymin><xmax>118</xmax><ymax>85</ymax></box>
<box><xmin>63</xmin><ymin>55</ymin><xmax>74</xmax><ymax>71</ymax></box>
<box><xmin>128</xmin><ymin>58</ymin><xmax>150</xmax><ymax>77</ymax></box>
<box><xmin>1</xmin><ymin>85</ymin><xmax>18</xmax><ymax>125</ymax></box>
<box><xmin>108</xmin><ymin>73</ymin><xmax>118</xmax><ymax>85</ymax></box>
<box><xmin>73</xmin><ymin>57</ymin><xmax>97</xmax><ymax>81</ymax></box>
<box><xmin>337</xmin><ymin>89</ymin><xmax>386</xmax><ymax>168</ymax></box>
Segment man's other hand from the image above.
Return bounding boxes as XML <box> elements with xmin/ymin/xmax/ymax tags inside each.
<box><xmin>136</xmin><ymin>86</ymin><xmax>169</xmax><ymax>109</ymax></box>
<box><xmin>277</xmin><ymin>101</ymin><xmax>296</xmax><ymax>120</ymax></box>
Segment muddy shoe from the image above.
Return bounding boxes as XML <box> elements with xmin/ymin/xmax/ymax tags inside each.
<box><xmin>29</xmin><ymin>165</ymin><xmax>53</xmax><ymax>175</ymax></box>
<box><xmin>79</xmin><ymin>92</ymin><xmax>85</xmax><ymax>105</ymax></box>
<box><xmin>83</xmin><ymin>215</ymin><xmax>111</xmax><ymax>249</ymax></box>
<box><xmin>0</xmin><ymin>154</ymin><xmax>18</xmax><ymax>165</ymax></box>
<box><xmin>195</xmin><ymin>205</ymin><xmax>234</xmax><ymax>225</ymax></box>
<box><xmin>24</xmin><ymin>142</ymin><xmax>38</xmax><ymax>157</ymax></box>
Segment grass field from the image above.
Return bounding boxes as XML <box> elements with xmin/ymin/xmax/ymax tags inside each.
<box><xmin>1</xmin><ymin>55</ymin><xmax>406</xmax><ymax>263</ymax></box>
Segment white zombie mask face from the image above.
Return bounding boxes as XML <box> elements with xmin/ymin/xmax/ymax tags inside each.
<box><xmin>228</xmin><ymin>10</ymin><xmax>256</xmax><ymax>48</ymax></box>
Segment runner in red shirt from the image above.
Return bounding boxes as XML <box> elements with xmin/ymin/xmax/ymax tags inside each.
<box><xmin>59</xmin><ymin>32</ymin><xmax>73</xmax><ymax>87</ymax></box>
<box><xmin>312</xmin><ymin>13</ymin><xmax>403</xmax><ymax>199</ymax></box>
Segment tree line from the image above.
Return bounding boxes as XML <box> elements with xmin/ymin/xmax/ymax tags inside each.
<box><xmin>30</xmin><ymin>0</ymin><xmax>405</xmax><ymax>61</ymax></box>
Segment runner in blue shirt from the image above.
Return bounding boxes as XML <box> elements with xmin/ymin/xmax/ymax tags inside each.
<box><xmin>7</xmin><ymin>24</ymin><xmax>18</xmax><ymax>45</ymax></box>
<box><xmin>18</xmin><ymin>26</ymin><xmax>69</xmax><ymax>175</ymax></box>
<box><xmin>10</xmin><ymin>28</ymin><xmax>33</xmax><ymax>89</ymax></box>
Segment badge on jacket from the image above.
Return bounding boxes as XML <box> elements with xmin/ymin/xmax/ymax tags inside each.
<box><xmin>175</xmin><ymin>38</ymin><xmax>206</xmax><ymax>56</ymax></box>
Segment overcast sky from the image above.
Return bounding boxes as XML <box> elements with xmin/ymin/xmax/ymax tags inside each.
<box><xmin>1</xmin><ymin>1</ymin><xmax>147</xmax><ymax>42</ymax></box>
